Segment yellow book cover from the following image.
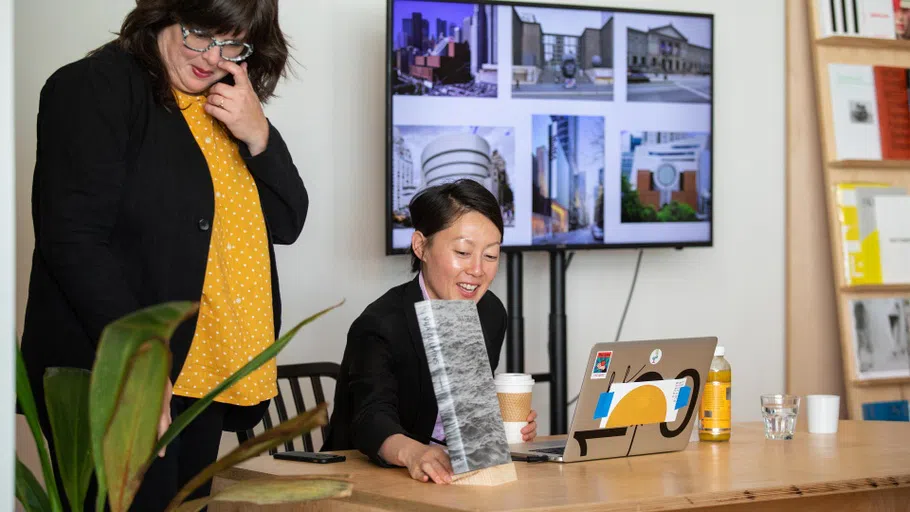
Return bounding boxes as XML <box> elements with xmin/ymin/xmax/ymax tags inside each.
<box><xmin>834</xmin><ymin>183</ymin><xmax>906</xmax><ymax>285</ymax></box>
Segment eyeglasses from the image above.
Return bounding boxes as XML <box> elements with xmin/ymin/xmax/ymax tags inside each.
<box><xmin>180</xmin><ymin>24</ymin><xmax>253</xmax><ymax>62</ymax></box>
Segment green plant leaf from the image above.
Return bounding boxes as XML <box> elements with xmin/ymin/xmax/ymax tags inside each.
<box><xmin>102</xmin><ymin>340</ymin><xmax>170</xmax><ymax>512</ymax></box>
<box><xmin>153</xmin><ymin>300</ymin><xmax>344</xmax><ymax>458</ymax></box>
<box><xmin>16</xmin><ymin>345</ymin><xmax>63</xmax><ymax>512</ymax></box>
<box><xmin>89</xmin><ymin>301</ymin><xmax>198</xmax><ymax>512</ymax></box>
<box><xmin>44</xmin><ymin>368</ymin><xmax>93</xmax><ymax>512</ymax></box>
<box><xmin>172</xmin><ymin>476</ymin><xmax>353</xmax><ymax>512</ymax></box>
<box><xmin>166</xmin><ymin>403</ymin><xmax>330</xmax><ymax>511</ymax></box>
<box><xmin>16</xmin><ymin>458</ymin><xmax>51</xmax><ymax>512</ymax></box>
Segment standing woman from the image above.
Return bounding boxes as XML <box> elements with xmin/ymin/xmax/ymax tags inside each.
<box><xmin>20</xmin><ymin>0</ymin><xmax>307</xmax><ymax>509</ymax></box>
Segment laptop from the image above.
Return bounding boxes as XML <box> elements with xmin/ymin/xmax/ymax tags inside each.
<box><xmin>510</xmin><ymin>336</ymin><xmax>717</xmax><ymax>463</ymax></box>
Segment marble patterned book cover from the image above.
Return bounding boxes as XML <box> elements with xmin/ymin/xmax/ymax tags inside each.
<box><xmin>414</xmin><ymin>299</ymin><xmax>511</xmax><ymax>474</ymax></box>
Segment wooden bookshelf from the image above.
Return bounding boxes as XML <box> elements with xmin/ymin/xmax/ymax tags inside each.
<box><xmin>806</xmin><ymin>0</ymin><xmax>910</xmax><ymax>420</ymax></box>
<box><xmin>839</xmin><ymin>284</ymin><xmax>910</xmax><ymax>294</ymax></box>
<box><xmin>852</xmin><ymin>376</ymin><xmax>910</xmax><ymax>387</ymax></box>
<box><xmin>828</xmin><ymin>159</ymin><xmax>910</xmax><ymax>169</ymax></box>
<box><xmin>816</xmin><ymin>35</ymin><xmax>910</xmax><ymax>50</ymax></box>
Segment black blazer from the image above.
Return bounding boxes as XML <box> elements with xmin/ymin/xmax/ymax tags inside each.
<box><xmin>322</xmin><ymin>276</ymin><xmax>507</xmax><ymax>465</ymax></box>
<box><xmin>20</xmin><ymin>43</ymin><xmax>308</xmax><ymax>431</ymax></box>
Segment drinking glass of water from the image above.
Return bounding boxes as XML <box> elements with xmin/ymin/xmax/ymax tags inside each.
<box><xmin>761</xmin><ymin>394</ymin><xmax>800</xmax><ymax>440</ymax></box>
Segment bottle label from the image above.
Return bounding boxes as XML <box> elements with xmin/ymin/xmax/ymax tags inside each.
<box><xmin>700</xmin><ymin>382</ymin><xmax>731</xmax><ymax>429</ymax></box>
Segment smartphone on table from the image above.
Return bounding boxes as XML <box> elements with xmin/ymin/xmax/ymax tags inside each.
<box><xmin>272</xmin><ymin>451</ymin><xmax>346</xmax><ymax>464</ymax></box>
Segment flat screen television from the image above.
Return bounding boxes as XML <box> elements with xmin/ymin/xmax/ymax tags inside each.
<box><xmin>386</xmin><ymin>0</ymin><xmax>713</xmax><ymax>254</ymax></box>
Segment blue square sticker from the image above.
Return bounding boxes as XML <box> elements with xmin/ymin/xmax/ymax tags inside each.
<box><xmin>593</xmin><ymin>391</ymin><xmax>614</xmax><ymax>420</ymax></box>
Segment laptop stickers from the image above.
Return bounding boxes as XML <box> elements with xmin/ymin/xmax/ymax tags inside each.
<box><xmin>592</xmin><ymin>378</ymin><xmax>693</xmax><ymax>429</ymax></box>
<box><xmin>590</xmin><ymin>351</ymin><xmax>613</xmax><ymax>379</ymax></box>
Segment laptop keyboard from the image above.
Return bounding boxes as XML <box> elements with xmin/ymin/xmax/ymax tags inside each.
<box><xmin>530</xmin><ymin>446</ymin><xmax>566</xmax><ymax>455</ymax></box>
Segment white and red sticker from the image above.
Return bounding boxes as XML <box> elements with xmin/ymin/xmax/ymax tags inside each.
<box><xmin>591</xmin><ymin>351</ymin><xmax>613</xmax><ymax>379</ymax></box>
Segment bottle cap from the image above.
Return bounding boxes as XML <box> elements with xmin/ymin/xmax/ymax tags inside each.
<box><xmin>714</xmin><ymin>346</ymin><xmax>725</xmax><ymax>357</ymax></box>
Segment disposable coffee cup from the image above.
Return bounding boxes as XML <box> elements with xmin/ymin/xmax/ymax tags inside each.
<box><xmin>807</xmin><ymin>394</ymin><xmax>840</xmax><ymax>434</ymax></box>
<box><xmin>494</xmin><ymin>373</ymin><xmax>534</xmax><ymax>444</ymax></box>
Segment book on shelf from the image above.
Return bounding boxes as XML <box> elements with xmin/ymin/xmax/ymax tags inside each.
<box><xmin>848</xmin><ymin>297</ymin><xmax>910</xmax><ymax>381</ymax></box>
<box><xmin>862</xmin><ymin>400</ymin><xmax>909</xmax><ymax>420</ymax></box>
<box><xmin>896</xmin><ymin>0</ymin><xmax>910</xmax><ymax>39</ymax></box>
<box><xmin>834</xmin><ymin>183</ymin><xmax>906</xmax><ymax>285</ymax></box>
<box><xmin>828</xmin><ymin>63</ymin><xmax>910</xmax><ymax>160</ymax></box>
<box><xmin>872</xmin><ymin>195</ymin><xmax>910</xmax><ymax>283</ymax></box>
<box><xmin>817</xmin><ymin>0</ymin><xmax>896</xmax><ymax>38</ymax></box>
<box><xmin>864</xmin><ymin>0</ymin><xmax>898</xmax><ymax>37</ymax></box>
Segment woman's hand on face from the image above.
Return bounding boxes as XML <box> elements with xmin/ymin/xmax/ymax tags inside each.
<box><xmin>204</xmin><ymin>61</ymin><xmax>270</xmax><ymax>156</ymax></box>
<box><xmin>521</xmin><ymin>409</ymin><xmax>538</xmax><ymax>442</ymax></box>
<box><xmin>401</xmin><ymin>443</ymin><xmax>453</xmax><ymax>484</ymax></box>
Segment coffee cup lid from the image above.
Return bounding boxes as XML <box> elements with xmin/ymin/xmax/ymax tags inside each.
<box><xmin>495</xmin><ymin>373</ymin><xmax>534</xmax><ymax>383</ymax></box>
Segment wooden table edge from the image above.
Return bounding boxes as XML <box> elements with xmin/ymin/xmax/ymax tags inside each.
<box><xmin>216</xmin><ymin>466</ymin><xmax>910</xmax><ymax>511</ymax></box>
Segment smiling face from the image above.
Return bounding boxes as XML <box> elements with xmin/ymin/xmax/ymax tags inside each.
<box><xmin>156</xmin><ymin>23</ymin><xmax>244</xmax><ymax>94</ymax></box>
<box><xmin>412</xmin><ymin>211</ymin><xmax>502</xmax><ymax>303</ymax></box>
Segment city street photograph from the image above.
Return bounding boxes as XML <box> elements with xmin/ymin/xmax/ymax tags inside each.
<box><xmin>511</xmin><ymin>6</ymin><xmax>614</xmax><ymax>101</ymax></box>
<box><xmin>531</xmin><ymin>115</ymin><xmax>606</xmax><ymax>245</ymax></box>
<box><xmin>624</xmin><ymin>13</ymin><xmax>712</xmax><ymax>104</ymax></box>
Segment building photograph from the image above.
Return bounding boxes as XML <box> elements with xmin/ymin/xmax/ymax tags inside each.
<box><xmin>391</xmin><ymin>1</ymin><xmax>498</xmax><ymax>97</ymax></box>
<box><xmin>531</xmin><ymin>115</ymin><xmax>605</xmax><ymax>245</ymax></box>
<box><xmin>391</xmin><ymin>125</ymin><xmax>515</xmax><ymax>238</ymax></box>
<box><xmin>511</xmin><ymin>6</ymin><xmax>614</xmax><ymax>101</ymax></box>
<box><xmin>620</xmin><ymin>131</ymin><xmax>711</xmax><ymax>223</ymax></box>
<box><xmin>625</xmin><ymin>13</ymin><xmax>712</xmax><ymax>103</ymax></box>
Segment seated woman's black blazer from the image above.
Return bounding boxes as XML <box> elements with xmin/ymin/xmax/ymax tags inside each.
<box><xmin>322</xmin><ymin>275</ymin><xmax>507</xmax><ymax>465</ymax></box>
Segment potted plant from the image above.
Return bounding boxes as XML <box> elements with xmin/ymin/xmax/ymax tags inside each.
<box><xmin>16</xmin><ymin>300</ymin><xmax>350</xmax><ymax>512</ymax></box>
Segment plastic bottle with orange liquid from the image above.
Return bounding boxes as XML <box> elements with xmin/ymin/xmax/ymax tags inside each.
<box><xmin>699</xmin><ymin>346</ymin><xmax>731</xmax><ymax>441</ymax></box>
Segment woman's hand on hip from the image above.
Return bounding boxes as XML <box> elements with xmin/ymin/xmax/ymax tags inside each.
<box><xmin>204</xmin><ymin>61</ymin><xmax>269</xmax><ymax>156</ymax></box>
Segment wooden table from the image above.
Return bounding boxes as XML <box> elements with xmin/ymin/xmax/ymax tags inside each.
<box><xmin>211</xmin><ymin>421</ymin><xmax>910</xmax><ymax>511</ymax></box>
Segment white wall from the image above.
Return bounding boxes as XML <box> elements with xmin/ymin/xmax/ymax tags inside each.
<box><xmin>2</xmin><ymin>0</ymin><xmax>15</xmax><ymax>507</ymax></box>
<box><xmin>15</xmin><ymin>0</ymin><xmax>785</xmax><ymax>454</ymax></box>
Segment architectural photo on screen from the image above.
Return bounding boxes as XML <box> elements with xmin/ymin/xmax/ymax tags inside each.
<box><xmin>391</xmin><ymin>0</ymin><xmax>498</xmax><ymax>97</ymax></box>
<box><xmin>531</xmin><ymin>115</ymin><xmax>605</xmax><ymax>245</ymax></box>
<box><xmin>391</xmin><ymin>125</ymin><xmax>516</xmax><ymax>245</ymax></box>
<box><xmin>624</xmin><ymin>13</ymin><xmax>712</xmax><ymax>104</ymax></box>
<box><xmin>620</xmin><ymin>131</ymin><xmax>711</xmax><ymax>223</ymax></box>
<box><xmin>511</xmin><ymin>6</ymin><xmax>614</xmax><ymax>101</ymax></box>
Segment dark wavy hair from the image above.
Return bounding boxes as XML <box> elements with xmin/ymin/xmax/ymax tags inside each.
<box><xmin>107</xmin><ymin>0</ymin><xmax>290</xmax><ymax>108</ymax></box>
<box><xmin>408</xmin><ymin>179</ymin><xmax>504</xmax><ymax>273</ymax></box>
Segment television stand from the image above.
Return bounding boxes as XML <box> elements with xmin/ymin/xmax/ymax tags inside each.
<box><xmin>504</xmin><ymin>249</ymin><xmax>571</xmax><ymax>435</ymax></box>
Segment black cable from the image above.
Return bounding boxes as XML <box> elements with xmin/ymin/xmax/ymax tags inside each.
<box><xmin>567</xmin><ymin>249</ymin><xmax>644</xmax><ymax>406</ymax></box>
<box><xmin>613</xmin><ymin>249</ymin><xmax>644</xmax><ymax>344</ymax></box>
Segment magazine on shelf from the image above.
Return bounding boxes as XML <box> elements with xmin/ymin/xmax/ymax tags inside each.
<box><xmin>872</xmin><ymin>195</ymin><xmax>910</xmax><ymax>283</ymax></box>
<box><xmin>828</xmin><ymin>63</ymin><xmax>910</xmax><ymax>160</ymax></box>
<box><xmin>817</xmin><ymin>0</ymin><xmax>896</xmax><ymax>38</ymax></box>
<box><xmin>849</xmin><ymin>296</ymin><xmax>910</xmax><ymax>380</ymax></box>
<box><xmin>895</xmin><ymin>0</ymin><xmax>910</xmax><ymax>39</ymax></box>
<box><xmin>834</xmin><ymin>183</ymin><xmax>906</xmax><ymax>285</ymax></box>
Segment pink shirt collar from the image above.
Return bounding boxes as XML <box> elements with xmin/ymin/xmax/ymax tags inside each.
<box><xmin>418</xmin><ymin>271</ymin><xmax>430</xmax><ymax>300</ymax></box>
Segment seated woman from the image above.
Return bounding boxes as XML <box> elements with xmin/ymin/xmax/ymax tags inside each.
<box><xmin>323</xmin><ymin>179</ymin><xmax>537</xmax><ymax>484</ymax></box>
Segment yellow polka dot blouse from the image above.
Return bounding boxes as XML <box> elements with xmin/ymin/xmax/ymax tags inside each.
<box><xmin>171</xmin><ymin>89</ymin><xmax>277</xmax><ymax>406</ymax></box>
